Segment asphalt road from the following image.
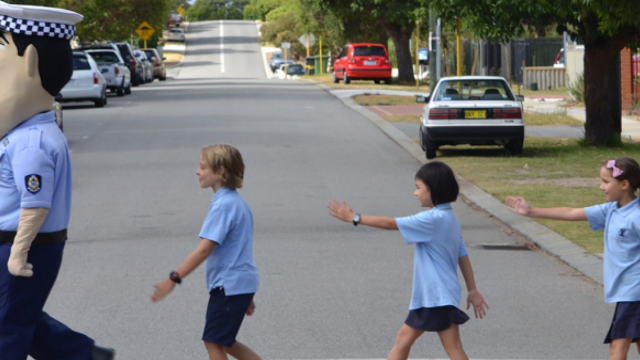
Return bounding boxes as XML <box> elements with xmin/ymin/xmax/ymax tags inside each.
<box><xmin>47</xmin><ymin>21</ymin><xmax>617</xmax><ymax>359</ymax></box>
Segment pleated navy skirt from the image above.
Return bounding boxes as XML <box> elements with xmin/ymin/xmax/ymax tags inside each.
<box><xmin>604</xmin><ymin>302</ymin><xmax>640</xmax><ymax>344</ymax></box>
<box><xmin>405</xmin><ymin>306</ymin><xmax>469</xmax><ymax>332</ymax></box>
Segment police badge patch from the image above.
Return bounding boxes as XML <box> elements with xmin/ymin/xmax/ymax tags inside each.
<box><xmin>25</xmin><ymin>174</ymin><xmax>42</xmax><ymax>194</ymax></box>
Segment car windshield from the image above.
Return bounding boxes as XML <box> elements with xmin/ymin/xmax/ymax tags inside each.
<box><xmin>73</xmin><ymin>55</ymin><xmax>91</xmax><ymax>70</ymax></box>
<box><xmin>88</xmin><ymin>52</ymin><xmax>120</xmax><ymax>64</ymax></box>
<box><xmin>353</xmin><ymin>46</ymin><xmax>386</xmax><ymax>57</ymax></box>
<box><xmin>287</xmin><ymin>64</ymin><xmax>304</xmax><ymax>74</ymax></box>
<box><xmin>432</xmin><ymin>79</ymin><xmax>514</xmax><ymax>101</ymax></box>
<box><xmin>170</xmin><ymin>29</ymin><xmax>183</xmax><ymax>34</ymax></box>
<box><xmin>143</xmin><ymin>50</ymin><xmax>156</xmax><ymax>59</ymax></box>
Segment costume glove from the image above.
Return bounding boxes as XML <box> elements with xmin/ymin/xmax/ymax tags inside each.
<box><xmin>8</xmin><ymin>208</ymin><xmax>48</xmax><ymax>277</ymax></box>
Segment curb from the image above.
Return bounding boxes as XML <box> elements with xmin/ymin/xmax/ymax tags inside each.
<box><xmin>318</xmin><ymin>84</ymin><xmax>605</xmax><ymax>286</ymax></box>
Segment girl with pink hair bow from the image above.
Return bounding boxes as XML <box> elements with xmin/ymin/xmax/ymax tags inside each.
<box><xmin>506</xmin><ymin>157</ymin><xmax>640</xmax><ymax>360</ymax></box>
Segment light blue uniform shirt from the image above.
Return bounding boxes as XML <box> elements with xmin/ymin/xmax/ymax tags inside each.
<box><xmin>199</xmin><ymin>187</ymin><xmax>259</xmax><ymax>296</ymax></box>
<box><xmin>396</xmin><ymin>203</ymin><xmax>468</xmax><ymax>310</ymax></box>
<box><xmin>0</xmin><ymin>112</ymin><xmax>71</xmax><ymax>232</ymax></box>
<box><xmin>585</xmin><ymin>198</ymin><xmax>640</xmax><ymax>303</ymax></box>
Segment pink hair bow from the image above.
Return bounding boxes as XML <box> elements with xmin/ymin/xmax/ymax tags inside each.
<box><xmin>606</xmin><ymin>160</ymin><xmax>624</xmax><ymax>177</ymax></box>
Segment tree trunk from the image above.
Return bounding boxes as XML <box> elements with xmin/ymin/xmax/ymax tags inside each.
<box><xmin>583</xmin><ymin>41</ymin><xmax>624</xmax><ymax>146</ymax></box>
<box><xmin>382</xmin><ymin>21</ymin><xmax>415</xmax><ymax>83</ymax></box>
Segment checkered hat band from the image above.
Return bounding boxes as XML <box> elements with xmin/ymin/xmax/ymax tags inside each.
<box><xmin>0</xmin><ymin>15</ymin><xmax>75</xmax><ymax>40</ymax></box>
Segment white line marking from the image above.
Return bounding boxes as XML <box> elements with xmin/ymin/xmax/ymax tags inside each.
<box><xmin>220</xmin><ymin>20</ymin><xmax>225</xmax><ymax>73</ymax></box>
<box><xmin>372</xmin><ymin>105</ymin><xmax>393</xmax><ymax>116</ymax></box>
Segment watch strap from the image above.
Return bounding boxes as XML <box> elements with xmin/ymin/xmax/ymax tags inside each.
<box><xmin>169</xmin><ymin>270</ymin><xmax>182</xmax><ymax>285</ymax></box>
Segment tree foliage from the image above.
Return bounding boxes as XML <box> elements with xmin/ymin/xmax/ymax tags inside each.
<box><xmin>187</xmin><ymin>0</ymin><xmax>249</xmax><ymax>21</ymax></box>
<box><xmin>431</xmin><ymin>0</ymin><xmax>640</xmax><ymax>146</ymax></box>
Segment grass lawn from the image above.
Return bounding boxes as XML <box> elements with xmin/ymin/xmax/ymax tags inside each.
<box><xmin>417</xmin><ymin>137</ymin><xmax>640</xmax><ymax>253</ymax></box>
<box><xmin>524</xmin><ymin>113</ymin><xmax>584</xmax><ymax>126</ymax></box>
<box><xmin>353</xmin><ymin>94</ymin><xmax>421</xmax><ymax>106</ymax></box>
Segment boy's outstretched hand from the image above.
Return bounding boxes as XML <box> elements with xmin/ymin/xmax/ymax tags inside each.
<box><xmin>151</xmin><ymin>278</ymin><xmax>176</xmax><ymax>303</ymax></box>
<box><xmin>327</xmin><ymin>199</ymin><xmax>354</xmax><ymax>223</ymax></box>
<box><xmin>467</xmin><ymin>289</ymin><xmax>489</xmax><ymax>319</ymax></box>
<box><xmin>505</xmin><ymin>196</ymin><xmax>531</xmax><ymax>216</ymax></box>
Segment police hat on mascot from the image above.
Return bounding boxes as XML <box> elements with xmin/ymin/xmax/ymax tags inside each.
<box><xmin>0</xmin><ymin>1</ymin><xmax>82</xmax><ymax>139</ymax></box>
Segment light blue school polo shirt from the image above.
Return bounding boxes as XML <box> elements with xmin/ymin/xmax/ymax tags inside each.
<box><xmin>396</xmin><ymin>203</ymin><xmax>468</xmax><ymax>310</ymax></box>
<box><xmin>0</xmin><ymin>111</ymin><xmax>72</xmax><ymax>232</ymax></box>
<box><xmin>199</xmin><ymin>187</ymin><xmax>259</xmax><ymax>296</ymax></box>
<box><xmin>585</xmin><ymin>198</ymin><xmax>640</xmax><ymax>303</ymax></box>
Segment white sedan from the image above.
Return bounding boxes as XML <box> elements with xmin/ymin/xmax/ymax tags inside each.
<box><xmin>58</xmin><ymin>52</ymin><xmax>108</xmax><ymax>108</ymax></box>
<box><xmin>417</xmin><ymin>76</ymin><xmax>525</xmax><ymax>159</ymax></box>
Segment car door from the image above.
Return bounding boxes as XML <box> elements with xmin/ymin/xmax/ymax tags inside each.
<box><xmin>334</xmin><ymin>46</ymin><xmax>349</xmax><ymax>78</ymax></box>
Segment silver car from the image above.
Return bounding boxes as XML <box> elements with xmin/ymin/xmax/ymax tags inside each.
<box><xmin>167</xmin><ymin>28</ymin><xmax>185</xmax><ymax>42</ymax></box>
<box><xmin>417</xmin><ymin>76</ymin><xmax>525</xmax><ymax>159</ymax></box>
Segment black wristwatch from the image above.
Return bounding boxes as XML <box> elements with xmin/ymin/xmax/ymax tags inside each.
<box><xmin>353</xmin><ymin>213</ymin><xmax>361</xmax><ymax>226</ymax></box>
<box><xmin>169</xmin><ymin>271</ymin><xmax>182</xmax><ymax>285</ymax></box>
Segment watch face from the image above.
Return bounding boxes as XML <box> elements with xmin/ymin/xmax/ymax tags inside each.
<box><xmin>354</xmin><ymin>214</ymin><xmax>360</xmax><ymax>223</ymax></box>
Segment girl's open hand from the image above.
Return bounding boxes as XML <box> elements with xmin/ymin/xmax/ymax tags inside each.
<box><xmin>505</xmin><ymin>196</ymin><xmax>531</xmax><ymax>216</ymax></box>
<box><xmin>327</xmin><ymin>199</ymin><xmax>354</xmax><ymax>223</ymax></box>
<box><xmin>151</xmin><ymin>278</ymin><xmax>175</xmax><ymax>303</ymax></box>
<box><xmin>467</xmin><ymin>289</ymin><xmax>489</xmax><ymax>319</ymax></box>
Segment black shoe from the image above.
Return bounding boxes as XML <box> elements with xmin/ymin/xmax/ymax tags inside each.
<box><xmin>91</xmin><ymin>345</ymin><xmax>115</xmax><ymax>360</ymax></box>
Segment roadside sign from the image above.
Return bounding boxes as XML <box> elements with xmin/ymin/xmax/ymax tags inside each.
<box><xmin>135</xmin><ymin>21</ymin><xmax>155</xmax><ymax>41</ymax></box>
<box><xmin>176</xmin><ymin>6</ymin><xmax>185</xmax><ymax>16</ymax></box>
<box><xmin>298</xmin><ymin>34</ymin><xmax>316</xmax><ymax>47</ymax></box>
<box><xmin>282</xmin><ymin>42</ymin><xmax>291</xmax><ymax>49</ymax></box>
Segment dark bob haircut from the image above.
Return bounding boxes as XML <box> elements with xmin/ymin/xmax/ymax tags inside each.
<box><xmin>415</xmin><ymin>161</ymin><xmax>459</xmax><ymax>206</ymax></box>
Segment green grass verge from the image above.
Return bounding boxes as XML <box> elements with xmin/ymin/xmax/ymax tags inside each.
<box><xmin>301</xmin><ymin>74</ymin><xmax>430</xmax><ymax>92</ymax></box>
<box><xmin>524</xmin><ymin>113</ymin><xmax>584</xmax><ymax>126</ymax></box>
<box><xmin>353</xmin><ymin>94</ymin><xmax>422</xmax><ymax>106</ymax></box>
<box><xmin>416</xmin><ymin>137</ymin><xmax>640</xmax><ymax>253</ymax></box>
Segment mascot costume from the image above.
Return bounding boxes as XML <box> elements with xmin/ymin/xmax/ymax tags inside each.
<box><xmin>0</xmin><ymin>2</ymin><xmax>114</xmax><ymax>359</ymax></box>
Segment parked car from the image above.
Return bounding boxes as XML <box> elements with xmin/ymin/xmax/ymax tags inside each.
<box><xmin>134</xmin><ymin>49</ymin><xmax>154</xmax><ymax>83</ymax></box>
<box><xmin>270</xmin><ymin>51</ymin><xmax>292</xmax><ymax>73</ymax></box>
<box><xmin>79</xmin><ymin>41</ymin><xmax>141</xmax><ymax>86</ymax></box>
<box><xmin>416</xmin><ymin>76</ymin><xmax>525</xmax><ymax>159</ymax></box>
<box><xmin>333</xmin><ymin>43</ymin><xmax>392</xmax><ymax>84</ymax></box>
<box><xmin>85</xmin><ymin>49</ymin><xmax>131</xmax><ymax>96</ymax></box>
<box><xmin>53</xmin><ymin>100</ymin><xmax>63</xmax><ymax>132</ymax></box>
<box><xmin>142</xmin><ymin>48</ymin><xmax>167</xmax><ymax>81</ymax></box>
<box><xmin>167</xmin><ymin>28</ymin><xmax>185</xmax><ymax>43</ymax></box>
<box><xmin>58</xmin><ymin>52</ymin><xmax>108</xmax><ymax>108</ymax></box>
<box><xmin>168</xmin><ymin>11</ymin><xmax>182</xmax><ymax>27</ymax></box>
<box><xmin>276</xmin><ymin>64</ymin><xmax>305</xmax><ymax>79</ymax></box>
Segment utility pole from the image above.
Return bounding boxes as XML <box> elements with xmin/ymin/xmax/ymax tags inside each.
<box><xmin>429</xmin><ymin>8</ymin><xmax>437</xmax><ymax>89</ymax></box>
<box><xmin>416</xmin><ymin>21</ymin><xmax>420</xmax><ymax>88</ymax></box>
<box><xmin>456</xmin><ymin>17</ymin><xmax>462</xmax><ymax>76</ymax></box>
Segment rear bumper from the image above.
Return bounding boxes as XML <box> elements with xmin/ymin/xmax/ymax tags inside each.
<box><xmin>346</xmin><ymin>68</ymin><xmax>391</xmax><ymax>79</ymax></box>
<box><xmin>58</xmin><ymin>85</ymin><xmax>103</xmax><ymax>101</ymax></box>
<box><xmin>422</xmin><ymin>124</ymin><xmax>524</xmax><ymax>145</ymax></box>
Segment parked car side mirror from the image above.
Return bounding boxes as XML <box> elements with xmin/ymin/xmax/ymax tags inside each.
<box><xmin>515</xmin><ymin>95</ymin><xmax>525</xmax><ymax>102</ymax></box>
<box><xmin>416</xmin><ymin>95</ymin><xmax>430</xmax><ymax>103</ymax></box>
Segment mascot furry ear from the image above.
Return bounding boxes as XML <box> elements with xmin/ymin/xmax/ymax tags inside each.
<box><xmin>0</xmin><ymin>1</ymin><xmax>83</xmax><ymax>138</ymax></box>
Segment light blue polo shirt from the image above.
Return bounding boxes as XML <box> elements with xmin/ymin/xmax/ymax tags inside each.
<box><xmin>585</xmin><ymin>198</ymin><xmax>640</xmax><ymax>303</ymax></box>
<box><xmin>0</xmin><ymin>111</ymin><xmax>71</xmax><ymax>232</ymax></box>
<box><xmin>396</xmin><ymin>203</ymin><xmax>468</xmax><ymax>310</ymax></box>
<box><xmin>199</xmin><ymin>187</ymin><xmax>259</xmax><ymax>296</ymax></box>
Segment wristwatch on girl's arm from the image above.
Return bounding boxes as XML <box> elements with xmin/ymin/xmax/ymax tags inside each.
<box><xmin>353</xmin><ymin>213</ymin><xmax>361</xmax><ymax>226</ymax></box>
<box><xmin>169</xmin><ymin>271</ymin><xmax>182</xmax><ymax>284</ymax></box>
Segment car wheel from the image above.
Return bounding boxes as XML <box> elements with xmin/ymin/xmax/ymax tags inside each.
<box><xmin>421</xmin><ymin>129</ymin><xmax>438</xmax><ymax>159</ymax></box>
<box><xmin>505</xmin><ymin>137</ymin><xmax>524</xmax><ymax>155</ymax></box>
<box><xmin>344</xmin><ymin>71</ymin><xmax>351</xmax><ymax>84</ymax></box>
<box><xmin>116</xmin><ymin>85</ymin><xmax>124</xmax><ymax>97</ymax></box>
<box><xmin>333</xmin><ymin>71</ymin><xmax>339</xmax><ymax>83</ymax></box>
<box><xmin>125</xmin><ymin>81</ymin><xmax>132</xmax><ymax>95</ymax></box>
<box><xmin>374</xmin><ymin>79</ymin><xmax>381</xmax><ymax>84</ymax></box>
<box><xmin>132</xmin><ymin>73</ymin><xmax>140</xmax><ymax>87</ymax></box>
<box><xmin>384</xmin><ymin>77</ymin><xmax>392</xmax><ymax>84</ymax></box>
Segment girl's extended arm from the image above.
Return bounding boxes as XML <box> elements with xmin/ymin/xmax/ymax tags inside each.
<box><xmin>151</xmin><ymin>239</ymin><xmax>216</xmax><ymax>303</ymax></box>
<box><xmin>327</xmin><ymin>199</ymin><xmax>398</xmax><ymax>230</ymax></box>
<box><xmin>505</xmin><ymin>196</ymin><xmax>587</xmax><ymax>221</ymax></box>
<box><xmin>458</xmin><ymin>255</ymin><xmax>489</xmax><ymax>319</ymax></box>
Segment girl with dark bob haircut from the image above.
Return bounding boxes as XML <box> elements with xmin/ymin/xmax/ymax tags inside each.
<box><xmin>415</xmin><ymin>161</ymin><xmax>459</xmax><ymax>206</ymax></box>
<box><xmin>328</xmin><ymin>161</ymin><xmax>488</xmax><ymax>360</ymax></box>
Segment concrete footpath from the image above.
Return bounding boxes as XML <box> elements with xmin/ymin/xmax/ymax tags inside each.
<box><xmin>319</xmin><ymin>86</ymin><xmax>607</xmax><ymax>286</ymax></box>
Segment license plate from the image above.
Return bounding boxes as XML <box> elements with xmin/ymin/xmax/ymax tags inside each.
<box><xmin>101</xmin><ymin>68</ymin><xmax>109</xmax><ymax>73</ymax></box>
<box><xmin>364</xmin><ymin>60</ymin><xmax>377</xmax><ymax>66</ymax></box>
<box><xmin>465</xmin><ymin>110</ymin><xmax>486</xmax><ymax>119</ymax></box>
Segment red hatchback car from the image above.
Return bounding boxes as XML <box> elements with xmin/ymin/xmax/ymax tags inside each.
<box><xmin>333</xmin><ymin>43</ymin><xmax>392</xmax><ymax>84</ymax></box>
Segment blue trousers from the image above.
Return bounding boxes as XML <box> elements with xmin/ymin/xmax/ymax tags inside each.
<box><xmin>0</xmin><ymin>243</ymin><xmax>94</xmax><ymax>360</ymax></box>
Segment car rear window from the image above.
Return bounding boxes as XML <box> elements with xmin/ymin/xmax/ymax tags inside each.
<box><xmin>433</xmin><ymin>79</ymin><xmax>515</xmax><ymax>101</ymax></box>
<box><xmin>73</xmin><ymin>55</ymin><xmax>91</xmax><ymax>70</ymax></box>
<box><xmin>143</xmin><ymin>50</ymin><xmax>156</xmax><ymax>59</ymax></box>
<box><xmin>88</xmin><ymin>52</ymin><xmax>120</xmax><ymax>64</ymax></box>
<box><xmin>353</xmin><ymin>46</ymin><xmax>386</xmax><ymax>57</ymax></box>
<box><xmin>170</xmin><ymin>29</ymin><xmax>183</xmax><ymax>34</ymax></box>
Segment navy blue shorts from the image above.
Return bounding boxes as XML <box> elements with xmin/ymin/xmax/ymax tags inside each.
<box><xmin>202</xmin><ymin>287</ymin><xmax>254</xmax><ymax>347</ymax></box>
<box><xmin>405</xmin><ymin>306</ymin><xmax>469</xmax><ymax>332</ymax></box>
<box><xmin>604</xmin><ymin>302</ymin><xmax>640</xmax><ymax>344</ymax></box>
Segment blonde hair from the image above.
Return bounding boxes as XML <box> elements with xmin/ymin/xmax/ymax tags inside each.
<box><xmin>201</xmin><ymin>144</ymin><xmax>244</xmax><ymax>189</ymax></box>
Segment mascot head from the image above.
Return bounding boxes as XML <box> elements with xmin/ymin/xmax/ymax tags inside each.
<box><xmin>0</xmin><ymin>1</ymin><xmax>82</xmax><ymax>138</ymax></box>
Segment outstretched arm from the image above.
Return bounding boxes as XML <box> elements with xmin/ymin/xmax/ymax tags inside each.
<box><xmin>505</xmin><ymin>196</ymin><xmax>587</xmax><ymax>221</ymax></box>
<box><xmin>8</xmin><ymin>208</ymin><xmax>49</xmax><ymax>277</ymax></box>
<box><xmin>152</xmin><ymin>238</ymin><xmax>215</xmax><ymax>302</ymax></box>
<box><xmin>459</xmin><ymin>255</ymin><xmax>488</xmax><ymax>319</ymax></box>
<box><xmin>327</xmin><ymin>199</ymin><xmax>398</xmax><ymax>230</ymax></box>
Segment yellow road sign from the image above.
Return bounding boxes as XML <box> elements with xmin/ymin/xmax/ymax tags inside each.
<box><xmin>135</xmin><ymin>21</ymin><xmax>155</xmax><ymax>41</ymax></box>
<box><xmin>177</xmin><ymin>6</ymin><xmax>185</xmax><ymax>16</ymax></box>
